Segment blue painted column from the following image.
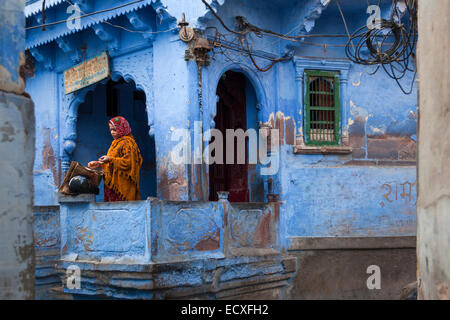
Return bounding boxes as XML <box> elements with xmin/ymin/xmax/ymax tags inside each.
<box><xmin>0</xmin><ymin>0</ymin><xmax>35</xmax><ymax>299</ymax></box>
<box><xmin>152</xmin><ymin>32</ymin><xmax>192</xmax><ymax>200</ymax></box>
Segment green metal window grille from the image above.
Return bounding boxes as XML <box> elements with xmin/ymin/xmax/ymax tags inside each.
<box><xmin>304</xmin><ymin>70</ymin><xmax>341</xmax><ymax>145</ymax></box>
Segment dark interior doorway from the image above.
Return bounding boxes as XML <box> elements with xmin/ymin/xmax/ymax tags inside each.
<box><xmin>210</xmin><ymin>71</ymin><xmax>251</xmax><ymax>202</ymax></box>
<box><xmin>73</xmin><ymin>78</ymin><xmax>157</xmax><ymax>201</ymax></box>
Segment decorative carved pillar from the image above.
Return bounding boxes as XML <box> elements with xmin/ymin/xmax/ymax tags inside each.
<box><xmin>61</xmin><ymin>94</ymin><xmax>83</xmax><ymax>174</ymax></box>
<box><xmin>217</xmin><ymin>191</ymin><xmax>230</xmax><ymax>256</ymax></box>
<box><xmin>294</xmin><ymin>66</ymin><xmax>305</xmax><ymax>145</ymax></box>
<box><xmin>340</xmin><ymin>70</ymin><xmax>350</xmax><ymax>146</ymax></box>
<box><xmin>58</xmin><ymin>72</ymin><xmax>90</xmax><ymax>175</ymax></box>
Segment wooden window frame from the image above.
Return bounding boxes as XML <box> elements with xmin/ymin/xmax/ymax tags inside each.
<box><xmin>304</xmin><ymin>70</ymin><xmax>341</xmax><ymax>146</ymax></box>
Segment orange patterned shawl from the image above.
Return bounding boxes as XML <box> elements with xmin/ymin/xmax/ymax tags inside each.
<box><xmin>102</xmin><ymin>134</ymin><xmax>143</xmax><ymax>201</ymax></box>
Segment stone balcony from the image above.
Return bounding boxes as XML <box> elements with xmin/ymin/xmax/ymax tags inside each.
<box><xmin>56</xmin><ymin>192</ymin><xmax>296</xmax><ymax>299</ymax></box>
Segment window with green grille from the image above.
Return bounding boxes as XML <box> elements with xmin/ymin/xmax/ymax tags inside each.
<box><xmin>304</xmin><ymin>70</ymin><xmax>341</xmax><ymax>145</ymax></box>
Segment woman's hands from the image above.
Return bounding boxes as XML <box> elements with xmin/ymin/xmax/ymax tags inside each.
<box><xmin>98</xmin><ymin>155</ymin><xmax>111</xmax><ymax>163</ymax></box>
<box><xmin>88</xmin><ymin>156</ymin><xmax>111</xmax><ymax>169</ymax></box>
<box><xmin>88</xmin><ymin>161</ymin><xmax>102</xmax><ymax>169</ymax></box>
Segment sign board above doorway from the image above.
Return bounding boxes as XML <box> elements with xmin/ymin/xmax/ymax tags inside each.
<box><xmin>64</xmin><ymin>51</ymin><xmax>110</xmax><ymax>94</ymax></box>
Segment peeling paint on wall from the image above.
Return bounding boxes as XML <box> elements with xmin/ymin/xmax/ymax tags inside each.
<box><xmin>42</xmin><ymin>129</ymin><xmax>57</xmax><ymax>186</ymax></box>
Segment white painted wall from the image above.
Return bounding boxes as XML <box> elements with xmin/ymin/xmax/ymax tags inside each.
<box><xmin>417</xmin><ymin>0</ymin><xmax>450</xmax><ymax>300</ymax></box>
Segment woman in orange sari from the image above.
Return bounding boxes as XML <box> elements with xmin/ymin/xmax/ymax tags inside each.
<box><xmin>88</xmin><ymin>116</ymin><xmax>143</xmax><ymax>202</ymax></box>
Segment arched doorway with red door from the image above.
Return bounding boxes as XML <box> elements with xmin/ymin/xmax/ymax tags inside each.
<box><xmin>209</xmin><ymin>70</ymin><xmax>263</xmax><ymax>202</ymax></box>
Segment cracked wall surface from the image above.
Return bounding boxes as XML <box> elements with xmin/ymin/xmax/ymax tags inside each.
<box><xmin>0</xmin><ymin>0</ymin><xmax>35</xmax><ymax>299</ymax></box>
<box><xmin>417</xmin><ymin>0</ymin><xmax>450</xmax><ymax>300</ymax></box>
<box><xmin>0</xmin><ymin>92</ymin><xmax>35</xmax><ymax>299</ymax></box>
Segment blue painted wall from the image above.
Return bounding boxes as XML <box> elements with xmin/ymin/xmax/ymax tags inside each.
<box><xmin>26</xmin><ymin>0</ymin><xmax>417</xmax><ymax>252</ymax></box>
<box><xmin>0</xmin><ymin>0</ymin><xmax>26</xmax><ymax>93</ymax></box>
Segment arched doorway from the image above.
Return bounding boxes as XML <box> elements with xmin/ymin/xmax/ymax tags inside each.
<box><xmin>209</xmin><ymin>71</ymin><xmax>262</xmax><ymax>202</ymax></box>
<box><xmin>72</xmin><ymin>78</ymin><xmax>156</xmax><ymax>201</ymax></box>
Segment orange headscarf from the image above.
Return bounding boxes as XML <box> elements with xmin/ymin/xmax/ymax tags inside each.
<box><xmin>103</xmin><ymin>117</ymin><xmax>143</xmax><ymax>201</ymax></box>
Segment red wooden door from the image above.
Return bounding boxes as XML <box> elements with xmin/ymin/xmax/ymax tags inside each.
<box><xmin>210</xmin><ymin>72</ymin><xmax>249</xmax><ymax>202</ymax></box>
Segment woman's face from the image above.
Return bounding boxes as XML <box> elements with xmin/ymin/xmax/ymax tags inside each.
<box><xmin>109</xmin><ymin>123</ymin><xmax>119</xmax><ymax>139</ymax></box>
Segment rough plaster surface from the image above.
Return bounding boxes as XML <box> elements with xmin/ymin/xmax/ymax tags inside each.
<box><xmin>287</xmin><ymin>247</ymin><xmax>416</xmax><ymax>300</ymax></box>
<box><xmin>417</xmin><ymin>0</ymin><xmax>450</xmax><ymax>300</ymax></box>
<box><xmin>0</xmin><ymin>0</ymin><xmax>26</xmax><ymax>95</ymax></box>
<box><xmin>0</xmin><ymin>92</ymin><xmax>35</xmax><ymax>299</ymax></box>
<box><xmin>33</xmin><ymin>206</ymin><xmax>60</xmax><ymax>299</ymax></box>
<box><xmin>55</xmin><ymin>197</ymin><xmax>291</xmax><ymax>299</ymax></box>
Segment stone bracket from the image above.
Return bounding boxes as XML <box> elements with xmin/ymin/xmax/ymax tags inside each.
<box><xmin>92</xmin><ymin>24</ymin><xmax>119</xmax><ymax>52</ymax></box>
<box><xmin>126</xmin><ymin>10</ymin><xmax>157</xmax><ymax>42</ymax></box>
<box><xmin>56</xmin><ymin>36</ymin><xmax>82</xmax><ymax>64</ymax></box>
<box><xmin>29</xmin><ymin>46</ymin><xmax>54</xmax><ymax>70</ymax></box>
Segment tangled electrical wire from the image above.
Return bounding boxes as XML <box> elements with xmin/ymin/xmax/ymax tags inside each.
<box><xmin>345</xmin><ymin>0</ymin><xmax>418</xmax><ymax>94</ymax></box>
<box><xmin>201</xmin><ymin>0</ymin><xmax>294</xmax><ymax>72</ymax></box>
<box><xmin>201</xmin><ymin>0</ymin><xmax>418</xmax><ymax>94</ymax></box>
<box><xmin>204</xmin><ymin>27</ymin><xmax>294</xmax><ymax>73</ymax></box>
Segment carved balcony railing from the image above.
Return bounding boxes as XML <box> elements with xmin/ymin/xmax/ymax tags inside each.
<box><xmin>56</xmin><ymin>192</ymin><xmax>294</xmax><ymax>299</ymax></box>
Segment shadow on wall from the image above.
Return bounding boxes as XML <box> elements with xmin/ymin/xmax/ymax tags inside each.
<box><xmin>72</xmin><ymin>78</ymin><xmax>156</xmax><ymax>201</ymax></box>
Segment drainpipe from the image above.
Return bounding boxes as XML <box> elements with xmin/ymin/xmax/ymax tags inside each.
<box><xmin>197</xmin><ymin>63</ymin><xmax>208</xmax><ymax>201</ymax></box>
<box><xmin>179</xmin><ymin>17</ymin><xmax>211</xmax><ymax>201</ymax></box>
<box><xmin>193</xmin><ymin>35</ymin><xmax>211</xmax><ymax>201</ymax></box>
